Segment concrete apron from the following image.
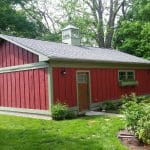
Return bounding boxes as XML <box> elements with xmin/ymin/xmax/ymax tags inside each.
<box><xmin>85</xmin><ymin>111</ymin><xmax>124</xmax><ymax>117</ymax></box>
<box><xmin>0</xmin><ymin>110</ymin><xmax>52</xmax><ymax>120</ymax></box>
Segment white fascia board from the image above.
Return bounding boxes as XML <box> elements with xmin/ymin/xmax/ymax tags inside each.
<box><xmin>0</xmin><ymin>35</ymin><xmax>49</xmax><ymax>61</ymax></box>
<box><xmin>0</xmin><ymin>62</ymin><xmax>49</xmax><ymax>74</ymax></box>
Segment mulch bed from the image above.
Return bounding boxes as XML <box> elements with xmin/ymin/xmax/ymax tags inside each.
<box><xmin>118</xmin><ymin>129</ymin><xmax>150</xmax><ymax>150</ymax></box>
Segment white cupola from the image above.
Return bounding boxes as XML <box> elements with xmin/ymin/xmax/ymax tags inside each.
<box><xmin>62</xmin><ymin>25</ymin><xmax>80</xmax><ymax>46</ymax></box>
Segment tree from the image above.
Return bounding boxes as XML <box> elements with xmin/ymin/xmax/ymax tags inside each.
<box><xmin>59</xmin><ymin>0</ymin><xmax>96</xmax><ymax>46</ymax></box>
<box><xmin>72</xmin><ymin>0</ymin><xmax>128</xmax><ymax>48</ymax></box>
<box><xmin>57</xmin><ymin>0</ymin><xmax>128</xmax><ymax>47</ymax></box>
<box><xmin>23</xmin><ymin>0</ymin><xmax>127</xmax><ymax>47</ymax></box>
<box><xmin>18</xmin><ymin>0</ymin><xmax>61</xmax><ymax>41</ymax></box>
<box><xmin>0</xmin><ymin>0</ymin><xmax>43</xmax><ymax>38</ymax></box>
<box><xmin>114</xmin><ymin>0</ymin><xmax>150</xmax><ymax>59</ymax></box>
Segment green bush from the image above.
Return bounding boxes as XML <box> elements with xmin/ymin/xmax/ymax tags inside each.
<box><xmin>99</xmin><ymin>101</ymin><xmax>114</xmax><ymax>111</ymax></box>
<box><xmin>121</xmin><ymin>93</ymin><xmax>150</xmax><ymax>104</ymax></box>
<box><xmin>136</xmin><ymin>105</ymin><xmax>150</xmax><ymax>144</ymax></box>
<box><xmin>121</xmin><ymin>93</ymin><xmax>150</xmax><ymax>144</ymax></box>
<box><xmin>122</xmin><ymin>100</ymin><xmax>145</xmax><ymax>131</ymax></box>
<box><xmin>66</xmin><ymin>111</ymin><xmax>77</xmax><ymax>119</ymax></box>
<box><xmin>51</xmin><ymin>103</ymin><xmax>68</xmax><ymax>120</ymax></box>
<box><xmin>51</xmin><ymin>103</ymin><xmax>77</xmax><ymax>120</ymax></box>
<box><xmin>99</xmin><ymin>100</ymin><xmax>122</xmax><ymax>111</ymax></box>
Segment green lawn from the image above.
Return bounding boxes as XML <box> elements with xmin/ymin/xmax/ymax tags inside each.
<box><xmin>0</xmin><ymin>115</ymin><xmax>127</xmax><ymax>150</ymax></box>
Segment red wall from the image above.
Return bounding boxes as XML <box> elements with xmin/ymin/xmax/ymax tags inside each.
<box><xmin>53</xmin><ymin>68</ymin><xmax>150</xmax><ymax>107</ymax></box>
<box><xmin>0</xmin><ymin>41</ymin><xmax>39</xmax><ymax>67</ymax></box>
<box><xmin>0</xmin><ymin>68</ymin><xmax>49</xmax><ymax>110</ymax></box>
<box><xmin>53</xmin><ymin>68</ymin><xmax>77</xmax><ymax>107</ymax></box>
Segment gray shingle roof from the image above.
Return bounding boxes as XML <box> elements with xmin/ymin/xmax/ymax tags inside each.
<box><xmin>0</xmin><ymin>34</ymin><xmax>150</xmax><ymax>64</ymax></box>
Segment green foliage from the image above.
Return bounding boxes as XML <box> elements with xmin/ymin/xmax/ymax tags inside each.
<box><xmin>113</xmin><ymin>21</ymin><xmax>150</xmax><ymax>59</ymax></box>
<box><xmin>51</xmin><ymin>103</ymin><xmax>77</xmax><ymax>120</ymax></box>
<box><xmin>99</xmin><ymin>100</ymin><xmax>122</xmax><ymax>112</ymax></box>
<box><xmin>99</xmin><ymin>101</ymin><xmax>115</xmax><ymax>111</ymax></box>
<box><xmin>136</xmin><ymin>105</ymin><xmax>150</xmax><ymax>144</ymax></box>
<box><xmin>65</xmin><ymin>110</ymin><xmax>77</xmax><ymax>119</ymax></box>
<box><xmin>60</xmin><ymin>0</ymin><xmax>95</xmax><ymax>46</ymax></box>
<box><xmin>122</xmin><ymin>100</ymin><xmax>145</xmax><ymax>131</ymax></box>
<box><xmin>0</xmin><ymin>0</ymin><xmax>42</xmax><ymax>38</ymax></box>
<box><xmin>51</xmin><ymin>103</ymin><xmax>69</xmax><ymax>120</ymax></box>
<box><xmin>121</xmin><ymin>93</ymin><xmax>150</xmax><ymax>144</ymax></box>
<box><xmin>37</xmin><ymin>33</ymin><xmax>61</xmax><ymax>42</ymax></box>
<box><xmin>127</xmin><ymin>0</ymin><xmax>150</xmax><ymax>21</ymax></box>
<box><xmin>121</xmin><ymin>93</ymin><xmax>150</xmax><ymax>104</ymax></box>
<box><xmin>114</xmin><ymin>0</ymin><xmax>150</xmax><ymax>59</ymax></box>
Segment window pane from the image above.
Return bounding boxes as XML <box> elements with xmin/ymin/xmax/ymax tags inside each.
<box><xmin>119</xmin><ymin>72</ymin><xmax>126</xmax><ymax>80</ymax></box>
<box><xmin>127</xmin><ymin>72</ymin><xmax>134</xmax><ymax>80</ymax></box>
<box><xmin>78</xmin><ymin>73</ymin><xmax>88</xmax><ymax>83</ymax></box>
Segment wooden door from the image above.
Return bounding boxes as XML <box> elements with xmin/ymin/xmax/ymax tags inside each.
<box><xmin>77</xmin><ymin>72</ymin><xmax>90</xmax><ymax>111</ymax></box>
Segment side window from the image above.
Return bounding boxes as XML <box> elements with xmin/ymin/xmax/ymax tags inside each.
<box><xmin>127</xmin><ymin>71</ymin><xmax>135</xmax><ymax>80</ymax></box>
<box><xmin>119</xmin><ymin>72</ymin><xmax>126</xmax><ymax>81</ymax></box>
<box><xmin>118</xmin><ymin>70</ymin><xmax>135</xmax><ymax>81</ymax></box>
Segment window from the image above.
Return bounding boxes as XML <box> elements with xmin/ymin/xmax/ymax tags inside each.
<box><xmin>77</xmin><ymin>73</ymin><xmax>88</xmax><ymax>83</ymax></box>
<box><xmin>118</xmin><ymin>70</ymin><xmax>135</xmax><ymax>81</ymax></box>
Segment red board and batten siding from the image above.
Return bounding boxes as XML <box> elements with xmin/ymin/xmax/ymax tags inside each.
<box><xmin>0</xmin><ymin>40</ymin><xmax>49</xmax><ymax>110</ymax></box>
<box><xmin>0</xmin><ymin>68</ymin><xmax>49</xmax><ymax>110</ymax></box>
<box><xmin>0</xmin><ymin>41</ymin><xmax>39</xmax><ymax>67</ymax></box>
<box><xmin>52</xmin><ymin>68</ymin><xmax>150</xmax><ymax>107</ymax></box>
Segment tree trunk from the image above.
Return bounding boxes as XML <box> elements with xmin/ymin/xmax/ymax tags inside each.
<box><xmin>105</xmin><ymin>0</ymin><xmax>123</xmax><ymax>48</ymax></box>
<box><xmin>97</xmin><ymin>0</ymin><xmax>105</xmax><ymax>47</ymax></box>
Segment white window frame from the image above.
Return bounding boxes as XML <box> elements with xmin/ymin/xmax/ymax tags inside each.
<box><xmin>118</xmin><ymin>70</ymin><xmax>135</xmax><ymax>81</ymax></box>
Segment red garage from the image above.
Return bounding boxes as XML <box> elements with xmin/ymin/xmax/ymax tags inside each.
<box><xmin>0</xmin><ymin>25</ymin><xmax>150</xmax><ymax>115</ymax></box>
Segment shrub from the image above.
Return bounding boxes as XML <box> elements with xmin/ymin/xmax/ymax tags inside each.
<box><xmin>51</xmin><ymin>103</ymin><xmax>77</xmax><ymax>120</ymax></box>
<box><xmin>121</xmin><ymin>93</ymin><xmax>150</xmax><ymax>104</ymax></box>
<box><xmin>121</xmin><ymin>93</ymin><xmax>150</xmax><ymax>144</ymax></box>
<box><xmin>136</xmin><ymin>105</ymin><xmax>150</xmax><ymax>144</ymax></box>
<box><xmin>99</xmin><ymin>100</ymin><xmax>122</xmax><ymax>112</ymax></box>
<box><xmin>65</xmin><ymin>111</ymin><xmax>77</xmax><ymax>119</ymax></box>
<box><xmin>122</xmin><ymin>100</ymin><xmax>145</xmax><ymax>131</ymax></box>
<box><xmin>99</xmin><ymin>101</ymin><xmax>114</xmax><ymax>111</ymax></box>
<box><xmin>51</xmin><ymin>103</ymin><xmax>68</xmax><ymax>120</ymax></box>
<box><xmin>113</xmin><ymin>101</ymin><xmax>123</xmax><ymax>110</ymax></box>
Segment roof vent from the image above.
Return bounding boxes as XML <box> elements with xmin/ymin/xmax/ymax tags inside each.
<box><xmin>62</xmin><ymin>25</ymin><xmax>80</xmax><ymax>46</ymax></box>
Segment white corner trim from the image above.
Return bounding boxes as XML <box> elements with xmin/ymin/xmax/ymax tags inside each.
<box><xmin>0</xmin><ymin>106</ymin><xmax>50</xmax><ymax>115</ymax></box>
<box><xmin>47</xmin><ymin>65</ymin><xmax>53</xmax><ymax>113</ymax></box>
<box><xmin>0</xmin><ymin>62</ymin><xmax>49</xmax><ymax>74</ymax></box>
<box><xmin>0</xmin><ymin>35</ymin><xmax>49</xmax><ymax>61</ymax></box>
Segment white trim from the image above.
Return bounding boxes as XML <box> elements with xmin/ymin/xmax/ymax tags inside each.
<box><xmin>0</xmin><ymin>34</ymin><xmax>49</xmax><ymax>61</ymax></box>
<box><xmin>50</xmin><ymin>61</ymin><xmax>150</xmax><ymax>69</ymax></box>
<box><xmin>0</xmin><ymin>62</ymin><xmax>49</xmax><ymax>74</ymax></box>
<box><xmin>47</xmin><ymin>64</ymin><xmax>53</xmax><ymax>113</ymax></box>
<box><xmin>118</xmin><ymin>70</ymin><xmax>136</xmax><ymax>81</ymax></box>
<box><xmin>0</xmin><ymin>106</ymin><xmax>50</xmax><ymax>115</ymax></box>
<box><xmin>76</xmin><ymin>70</ymin><xmax>91</xmax><ymax>112</ymax></box>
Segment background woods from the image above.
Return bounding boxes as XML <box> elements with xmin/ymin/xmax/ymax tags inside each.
<box><xmin>0</xmin><ymin>0</ymin><xmax>149</xmax><ymax>59</ymax></box>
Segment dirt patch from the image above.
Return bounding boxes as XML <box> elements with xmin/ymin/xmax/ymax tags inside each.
<box><xmin>118</xmin><ymin>129</ymin><xmax>150</xmax><ymax>150</ymax></box>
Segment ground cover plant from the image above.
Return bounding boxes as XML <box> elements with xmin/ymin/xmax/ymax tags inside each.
<box><xmin>0</xmin><ymin>115</ymin><xmax>127</xmax><ymax>150</ymax></box>
<box><xmin>99</xmin><ymin>100</ymin><xmax>122</xmax><ymax>113</ymax></box>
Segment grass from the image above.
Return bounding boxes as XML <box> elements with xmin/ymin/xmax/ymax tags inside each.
<box><xmin>0</xmin><ymin>115</ymin><xmax>127</xmax><ymax>150</ymax></box>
